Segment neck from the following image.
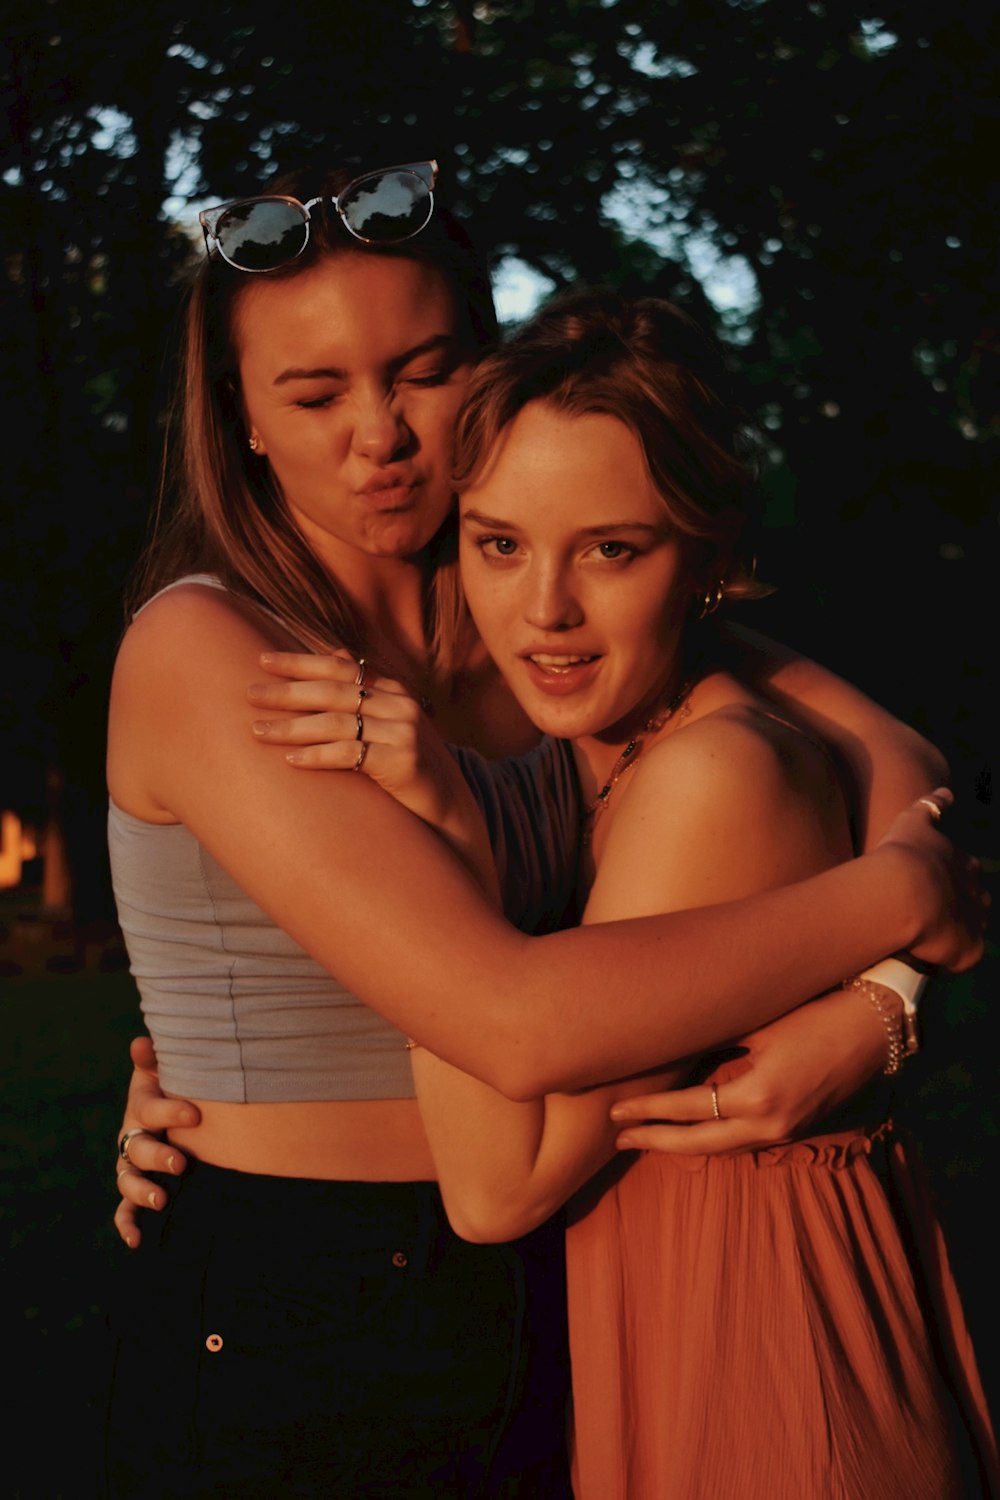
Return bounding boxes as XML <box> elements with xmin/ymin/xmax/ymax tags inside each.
<box><xmin>573</xmin><ymin>664</ymin><xmax>694</xmax><ymax>814</ymax></box>
<box><xmin>319</xmin><ymin>547</ymin><xmax>433</xmax><ymax>686</ymax></box>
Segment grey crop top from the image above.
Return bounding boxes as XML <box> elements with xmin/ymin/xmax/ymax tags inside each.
<box><xmin>109</xmin><ymin>577</ymin><xmax>580</xmax><ymax>1103</ymax></box>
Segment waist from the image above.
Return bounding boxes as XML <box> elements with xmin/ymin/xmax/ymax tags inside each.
<box><xmin>169</xmin><ymin>1097</ymin><xmax>436</xmax><ymax>1181</ymax></box>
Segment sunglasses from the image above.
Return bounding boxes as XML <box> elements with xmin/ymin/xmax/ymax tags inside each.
<box><xmin>198</xmin><ymin>160</ymin><xmax>439</xmax><ymax>273</ymax></box>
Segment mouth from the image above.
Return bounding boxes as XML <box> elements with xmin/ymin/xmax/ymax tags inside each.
<box><xmin>520</xmin><ymin>651</ymin><xmax>602</xmax><ymax>697</ymax></box>
<box><xmin>358</xmin><ymin>476</ymin><xmax>422</xmax><ymax>511</ymax></box>
<box><xmin>526</xmin><ymin>653</ymin><xmax>599</xmax><ymax>674</ymax></box>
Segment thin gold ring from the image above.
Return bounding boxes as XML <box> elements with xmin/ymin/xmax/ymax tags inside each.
<box><xmin>355</xmin><ymin>713</ymin><xmax>364</xmax><ymax>742</ymax></box>
<box><xmin>916</xmin><ymin>796</ymin><xmax>942</xmax><ymax>822</ymax></box>
<box><xmin>355</xmin><ymin>657</ymin><xmax>367</xmax><ymax>689</ymax></box>
<box><xmin>353</xmin><ymin>742</ymin><xmax>368</xmax><ymax>772</ymax></box>
<box><xmin>710</xmin><ymin>1081</ymin><xmax>722</xmax><ymax>1121</ymax></box>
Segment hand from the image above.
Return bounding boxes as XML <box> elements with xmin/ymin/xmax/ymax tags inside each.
<box><xmin>248</xmin><ymin>650</ymin><xmax>498</xmax><ymax>893</ymax></box>
<box><xmin>873</xmin><ymin>788</ymin><xmax>988</xmax><ymax>971</ymax></box>
<box><xmin>248</xmin><ymin>650</ymin><xmax>452</xmax><ymax>822</ymax></box>
<box><xmin>610</xmin><ymin>983</ymin><xmax>891</xmax><ymax>1155</ymax></box>
<box><xmin>113</xmin><ymin>1037</ymin><xmax>200</xmax><ymax>1249</ymax></box>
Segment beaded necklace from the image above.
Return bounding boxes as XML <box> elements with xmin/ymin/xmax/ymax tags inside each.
<box><xmin>581</xmin><ymin>677</ymin><xmax>695</xmax><ymax>844</ymax></box>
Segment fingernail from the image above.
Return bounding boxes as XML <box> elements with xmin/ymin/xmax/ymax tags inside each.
<box><xmin>126</xmin><ymin>1235</ymin><xmax>136</xmax><ymax>1250</ymax></box>
<box><xmin>178</xmin><ymin>1108</ymin><xmax>198</xmax><ymax>1126</ymax></box>
<box><xmin>247</xmin><ymin>683</ymin><xmax>266</xmax><ymax>699</ymax></box>
<box><xmin>251</xmin><ymin>720</ymin><xmax>272</xmax><ymax>736</ymax></box>
<box><xmin>260</xmin><ymin>653</ymin><xmax>273</xmax><ymax>665</ymax></box>
<box><xmin>286</xmin><ymin>753</ymin><xmax>304</xmax><ymax>766</ymax></box>
<box><xmin>166</xmin><ymin>1154</ymin><xmax>177</xmax><ymax>1173</ymax></box>
<box><xmin>147</xmin><ymin>1191</ymin><xmax>158</xmax><ymax>1208</ymax></box>
<box><xmin>615</xmin><ymin>1133</ymin><xmax>637</xmax><ymax>1150</ymax></box>
<box><xmin>609</xmin><ymin>1105</ymin><xmax>625</xmax><ymax>1120</ymax></box>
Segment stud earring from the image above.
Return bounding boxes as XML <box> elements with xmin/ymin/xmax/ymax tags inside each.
<box><xmin>249</xmin><ymin>435</ymin><xmax>260</xmax><ymax>452</ymax></box>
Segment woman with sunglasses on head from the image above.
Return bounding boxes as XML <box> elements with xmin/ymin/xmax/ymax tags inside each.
<box><xmin>105</xmin><ymin>160</ymin><xmax>985</xmax><ymax>1497</ymax></box>
<box><xmin>251</xmin><ymin>287</ymin><xmax>996</xmax><ymax>1498</ymax></box>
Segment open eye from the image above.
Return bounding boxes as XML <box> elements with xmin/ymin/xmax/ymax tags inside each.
<box><xmin>594</xmin><ymin>540</ymin><xmax>637</xmax><ymax>562</ymax></box>
<box><xmin>479</xmin><ymin>535</ymin><xmax>519</xmax><ymax>559</ymax></box>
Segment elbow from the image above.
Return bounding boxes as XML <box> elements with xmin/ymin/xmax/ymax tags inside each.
<box><xmin>441</xmin><ymin>1189</ymin><xmax>554</xmax><ymax>1246</ymax></box>
<box><xmin>479</xmin><ymin>1054</ymin><xmax>552</xmax><ymax>1104</ymax></box>
<box><xmin>902</xmin><ymin>722</ymin><xmax>949</xmax><ymax>788</ymax></box>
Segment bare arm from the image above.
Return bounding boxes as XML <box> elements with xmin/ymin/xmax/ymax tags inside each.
<box><xmin>721</xmin><ymin>623</ymin><xmax>948</xmax><ymax>847</ymax></box>
<box><xmin>412</xmin><ymin>707</ymin><xmax>868</xmax><ymax>1242</ymax></box>
<box><xmin>108</xmin><ymin>586</ymin><xmax>980</xmax><ymax>1103</ymax></box>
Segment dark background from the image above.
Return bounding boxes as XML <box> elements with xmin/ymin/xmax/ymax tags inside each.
<box><xmin>2</xmin><ymin>3</ymin><xmax>997</xmax><ymax>1495</ymax></box>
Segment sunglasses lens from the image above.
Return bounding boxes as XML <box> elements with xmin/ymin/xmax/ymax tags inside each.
<box><xmin>339</xmin><ymin>169</ymin><xmax>433</xmax><ymax>243</ymax></box>
<box><xmin>216</xmin><ymin>201</ymin><xmax>309</xmax><ymax>270</ymax></box>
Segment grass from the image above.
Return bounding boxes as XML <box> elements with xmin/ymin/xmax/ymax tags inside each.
<box><xmin>2</xmin><ymin>958</ymin><xmax>997</xmax><ymax>1497</ymax></box>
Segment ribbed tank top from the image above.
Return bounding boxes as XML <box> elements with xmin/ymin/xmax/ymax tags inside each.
<box><xmin>109</xmin><ymin>576</ymin><xmax>580</xmax><ymax>1102</ymax></box>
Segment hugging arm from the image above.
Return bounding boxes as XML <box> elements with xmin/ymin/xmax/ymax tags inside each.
<box><xmin>406</xmin><ymin>709</ymin><xmax>902</xmax><ymax>1241</ymax></box>
<box><xmin>720</xmin><ymin>623</ymin><xmax>949</xmax><ymax>846</ymax></box>
<box><xmin>110</xmin><ymin>608</ymin><xmax>984</xmax><ymax>1239</ymax></box>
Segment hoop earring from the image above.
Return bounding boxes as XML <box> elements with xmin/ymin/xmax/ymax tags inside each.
<box><xmin>697</xmin><ymin>580</ymin><xmax>725</xmax><ymax>619</ymax></box>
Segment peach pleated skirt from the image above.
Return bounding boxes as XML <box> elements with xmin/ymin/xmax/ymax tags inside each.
<box><xmin>567</xmin><ymin>1122</ymin><xmax>997</xmax><ymax>1500</ymax></box>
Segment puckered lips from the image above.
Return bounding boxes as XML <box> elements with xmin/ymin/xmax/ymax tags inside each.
<box><xmin>357</xmin><ymin>469</ymin><xmax>422</xmax><ymax>511</ymax></box>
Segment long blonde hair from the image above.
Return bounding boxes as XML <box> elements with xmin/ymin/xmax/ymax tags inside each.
<box><xmin>129</xmin><ymin>163</ymin><xmax>495</xmax><ymax>680</ymax></box>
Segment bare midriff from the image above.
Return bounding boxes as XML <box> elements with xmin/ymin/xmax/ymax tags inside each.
<box><xmin>167</xmin><ymin>1097</ymin><xmax>437</xmax><ymax>1181</ymax></box>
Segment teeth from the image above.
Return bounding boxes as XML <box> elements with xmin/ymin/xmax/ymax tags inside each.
<box><xmin>529</xmin><ymin>654</ymin><xmax>595</xmax><ymax>668</ymax></box>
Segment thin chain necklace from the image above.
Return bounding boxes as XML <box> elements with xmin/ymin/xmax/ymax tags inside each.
<box><xmin>582</xmin><ymin>678</ymin><xmax>695</xmax><ymax>843</ymax></box>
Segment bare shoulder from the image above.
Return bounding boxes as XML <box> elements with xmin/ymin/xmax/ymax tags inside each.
<box><xmin>108</xmin><ymin>582</ymin><xmax>302</xmax><ymax>818</ymax></box>
<box><xmin>586</xmin><ymin>674</ymin><xmax>852</xmax><ymax>919</ymax></box>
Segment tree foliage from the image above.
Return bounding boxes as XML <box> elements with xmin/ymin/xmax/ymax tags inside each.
<box><xmin>1</xmin><ymin>0</ymin><xmax>997</xmax><ymax>912</ymax></box>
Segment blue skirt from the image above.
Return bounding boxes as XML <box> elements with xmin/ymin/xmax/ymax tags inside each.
<box><xmin>105</xmin><ymin>1161</ymin><xmax>571</xmax><ymax>1498</ymax></box>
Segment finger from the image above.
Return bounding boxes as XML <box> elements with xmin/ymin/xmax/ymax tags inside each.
<box><xmin>114</xmin><ymin>1196</ymin><xmax>146</xmax><ymax>1250</ymax></box>
<box><xmin>258</xmin><ymin>650</ymin><xmax>360</xmax><ymax>682</ymax></box>
<box><xmin>117</xmin><ymin>1131</ymin><xmax>187</xmax><ymax>1177</ymax></box>
<box><xmin>116</xmin><ymin>1163</ymin><xmax>170</xmax><ymax>1213</ymax></box>
<box><xmin>611</xmin><ymin>1085</ymin><xmax>720</xmax><ymax>1125</ymax></box>
<box><xmin>614</xmin><ymin>1118</ymin><xmax>784</xmax><ymax>1156</ymax></box>
<box><xmin>255</xmin><ymin>693</ymin><xmax>420</xmax><ymax>747</ymax></box>
<box><xmin>126</xmin><ymin>1089</ymin><xmax>201</xmax><ymax>1133</ymax></box>
<box><xmin>129</xmin><ymin>1035</ymin><xmax>158</xmax><ymax>1072</ymax></box>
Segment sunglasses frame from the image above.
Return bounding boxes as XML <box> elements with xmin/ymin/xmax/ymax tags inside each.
<box><xmin>199</xmin><ymin>160</ymin><xmax>439</xmax><ymax>272</ymax></box>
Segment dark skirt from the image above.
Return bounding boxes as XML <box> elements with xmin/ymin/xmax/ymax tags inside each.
<box><xmin>105</xmin><ymin>1161</ymin><xmax>572</xmax><ymax>1499</ymax></box>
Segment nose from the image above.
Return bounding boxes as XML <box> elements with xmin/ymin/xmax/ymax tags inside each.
<box><xmin>351</xmin><ymin>389</ymin><xmax>411</xmax><ymax>464</ymax></box>
<box><xmin>523</xmin><ymin>563</ymin><xmax>584</xmax><ymax>632</ymax></box>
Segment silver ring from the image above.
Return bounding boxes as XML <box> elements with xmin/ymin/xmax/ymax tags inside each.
<box><xmin>353</xmin><ymin>742</ymin><xmax>368</xmax><ymax>772</ymax></box>
<box><xmin>355</xmin><ymin>657</ymin><xmax>367</xmax><ymax>689</ymax></box>
<box><xmin>710</xmin><ymin>1081</ymin><xmax>722</xmax><ymax>1121</ymax></box>
<box><xmin>916</xmin><ymin>796</ymin><xmax>942</xmax><ymax>822</ymax></box>
<box><xmin>118</xmin><ymin>1127</ymin><xmax>152</xmax><ymax>1164</ymax></box>
<box><xmin>355</xmin><ymin>712</ymin><xmax>364</xmax><ymax>742</ymax></box>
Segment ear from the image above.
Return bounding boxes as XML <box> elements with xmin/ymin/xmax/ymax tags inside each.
<box><xmin>248</xmin><ymin>428</ymin><xmax>266</xmax><ymax>456</ymax></box>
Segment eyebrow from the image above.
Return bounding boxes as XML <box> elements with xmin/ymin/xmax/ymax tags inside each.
<box><xmin>272</xmin><ymin>333</ymin><xmax>460</xmax><ymax>387</ymax></box>
<box><xmin>462</xmin><ymin>509</ymin><xmax>664</xmax><ymax>539</ymax></box>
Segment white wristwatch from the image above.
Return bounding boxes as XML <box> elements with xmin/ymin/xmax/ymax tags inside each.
<box><xmin>857</xmin><ymin>957</ymin><xmax>927</xmax><ymax>1057</ymax></box>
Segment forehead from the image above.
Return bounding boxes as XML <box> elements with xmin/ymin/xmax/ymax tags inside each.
<box><xmin>232</xmin><ymin>253</ymin><xmax>460</xmax><ymax>368</ymax></box>
<box><xmin>462</xmin><ymin>402</ymin><xmax>662</xmax><ymax>521</ymax></box>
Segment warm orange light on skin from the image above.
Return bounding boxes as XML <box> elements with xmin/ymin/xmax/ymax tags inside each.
<box><xmin>459</xmin><ymin>402</ymin><xmax>692</xmax><ymax>755</ymax></box>
<box><xmin>234</xmin><ymin>254</ymin><xmax>475</xmax><ymax>593</ymax></box>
